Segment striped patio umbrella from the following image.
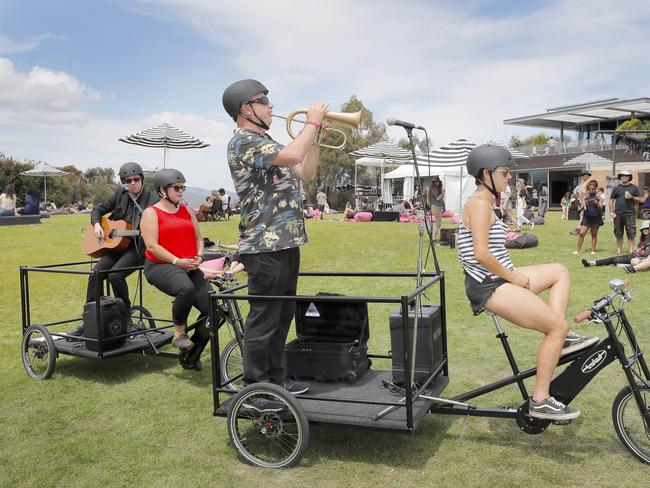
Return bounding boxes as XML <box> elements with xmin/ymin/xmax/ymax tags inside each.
<box><xmin>562</xmin><ymin>152</ymin><xmax>612</xmax><ymax>167</ymax></box>
<box><xmin>20</xmin><ymin>162</ymin><xmax>68</xmax><ymax>203</ymax></box>
<box><xmin>349</xmin><ymin>140</ymin><xmax>414</xmax><ymax>161</ymax></box>
<box><xmin>119</xmin><ymin>123</ymin><xmax>210</xmax><ymax>168</ymax></box>
<box><xmin>412</xmin><ymin>138</ymin><xmax>477</xmax><ymax>170</ymax></box>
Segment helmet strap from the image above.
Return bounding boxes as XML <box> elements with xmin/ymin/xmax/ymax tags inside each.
<box><xmin>479</xmin><ymin>172</ymin><xmax>500</xmax><ymax>200</ymax></box>
<box><xmin>240</xmin><ymin>104</ymin><xmax>269</xmax><ymax>131</ymax></box>
<box><xmin>160</xmin><ymin>187</ymin><xmax>180</xmax><ymax>208</ymax></box>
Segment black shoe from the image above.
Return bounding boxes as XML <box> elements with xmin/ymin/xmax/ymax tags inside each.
<box><xmin>529</xmin><ymin>396</ymin><xmax>580</xmax><ymax>420</ymax></box>
<box><xmin>616</xmin><ymin>263</ymin><xmax>636</xmax><ymax>274</ymax></box>
<box><xmin>569</xmin><ymin>229</ymin><xmax>580</xmax><ymax>236</ymax></box>
<box><xmin>581</xmin><ymin>258</ymin><xmax>590</xmax><ymax>268</ymax></box>
<box><xmin>561</xmin><ymin>332</ymin><xmax>599</xmax><ymax>355</ymax></box>
<box><xmin>284</xmin><ymin>379</ymin><xmax>310</xmax><ymax>395</ymax></box>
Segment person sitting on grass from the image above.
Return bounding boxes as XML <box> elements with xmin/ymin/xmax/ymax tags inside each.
<box><xmin>459</xmin><ymin>144</ymin><xmax>597</xmax><ymax>421</ymax></box>
<box><xmin>0</xmin><ymin>184</ymin><xmax>18</xmax><ymax>217</ymax></box>
<box><xmin>582</xmin><ymin>220</ymin><xmax>650</xmax><ymax>274</ymax></box>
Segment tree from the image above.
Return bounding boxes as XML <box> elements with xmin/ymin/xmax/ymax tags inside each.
<box><xmin>508</xmin><ymin>134</ymin><xmax>522</xmax><ymax>147</ymax></box>
<box><xmin>305</xmin><ymin>95</ymin><xmax>387</xmax><ymax>209</ymax></box>
<box><xmin>398</xmin><ymin>134</ymin><xmax>430</xmax><ymax>153</ymax></box>
<box><xmin>616</xmin><ymin>118</ymin><xmax>650</xmax><ymax>131</ymax></box>
<box><xmin>522</xmin><ymin>132</ymin><xmax>550</xmax><ymax>146</ymax></box>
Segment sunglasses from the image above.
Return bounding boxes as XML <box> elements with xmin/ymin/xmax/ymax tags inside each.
<box><xmin>169</xmin><ymin>185</ymin><xmax>186</xmax><ymax>192</ymax></box>
<box><xmin>124</xmin><ymin>176</ymin><xmax>141</xmax><ymax>184</ymax></box>
<box><xmin>247</xmin><ymin>96</ymin><xmax>270</xmax><ymax>105</ymax></box>
<box><xmin>493</xmin><ymin>169</ymin><xmax>511</xmax><ymax>176</ymax></box>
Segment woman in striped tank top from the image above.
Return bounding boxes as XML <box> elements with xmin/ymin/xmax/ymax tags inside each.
<box><xmin>460</xmin><ymin>145</ymin><xmax>596</xmax><ymax>421</ymax></box>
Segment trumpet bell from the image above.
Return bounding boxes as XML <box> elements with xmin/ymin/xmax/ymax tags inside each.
<box><xmin>274</xmin><ymin>108</ymin><xmax>362</xmax><ymax>149</ymax></box>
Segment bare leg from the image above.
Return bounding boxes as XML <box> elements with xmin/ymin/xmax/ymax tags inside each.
<box><xmin>174</xmin><ymin>324</ymin><xmax>187</xmax><ymax>339</ymax></box>
<box><xmin>627</xmin><ymin>237</ymin><xmax>635</xmax><ymax>254</ymax></box>
<box><xmin>590</xmin><ymin>227</ymin><xmax>598</xmax><ymax>253</ymax></box>
<box><xmin>486</xmin><ymin>282</ymin><xmax>568</xmax><ymax>402</ymax></box>
<box><xmin>576</xmin><ymin>226</ymin><xmax>588</xmax><ymax>253</ymax></box>
<box><xmin>616</xmin><ymin>236</ymin><xmax>623</xmax><ymax>255</ymax></box>
<box><xmin>517</xmin><ymin>263</ymin><xmax>571</xmax><ymax>318</ymax></box>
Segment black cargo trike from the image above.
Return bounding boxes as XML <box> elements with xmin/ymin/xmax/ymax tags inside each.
<box><xmin>209</xmin><ymin>264</ymin><xmax>650</xmax><ymax>468</ymax></box>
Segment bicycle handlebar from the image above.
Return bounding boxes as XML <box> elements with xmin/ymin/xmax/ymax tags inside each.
<box><xmin>573</xmin><ymin>279</ymin><xmax>631</xmax><ymax>324</ymax></box>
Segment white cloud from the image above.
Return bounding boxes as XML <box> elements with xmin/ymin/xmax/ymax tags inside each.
<box><xmin>0</xmin><ymin>34</ymin><xmax>62</xmax><ymax>55</ymax></box>
<box><xmin>0</xmin><ymin>57</ymin><xmax>101</xmax><ymax>124</ymax></box>
<box><xmin>132</xmin><ymin>0</ymin><xmax>650</xmax><ymax>144</ymax></box>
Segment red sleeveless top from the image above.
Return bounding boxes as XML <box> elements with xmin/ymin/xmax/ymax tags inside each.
<box><xmin>145</xmin><ymin>204</ymin><xmax>197</xmax><ymax>263</ymax></box>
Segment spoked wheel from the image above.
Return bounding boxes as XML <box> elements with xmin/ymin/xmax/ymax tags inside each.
<box><xmin>220</xmin><ymin>338</ymin><xmax>244</xmax><ymax>391</ymax></box>
<box><xmin>516</xmin><ymin>404</ymin><xmax>551</xmax><ymax>434</ymax></box>
<box><xmin>227</xmin><ymin>382</ymin><xmax>309</xmax><ymax>468</ymax></box>
<box><xmin>22</xmin><ymin>325</ymin><xmax>57</xmax><ymax>380</ymax></box>
<box><xmin>129</xmin><ymin>305</ymin><xmax>156</xmax><ymax>330</ymax></box>
<box><xmin>612</xmin><ymin>384</ymin><xmax>650</xmax><ymax>464</ymax></box>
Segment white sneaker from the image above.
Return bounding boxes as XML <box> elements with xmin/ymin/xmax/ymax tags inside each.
<box><xmin>572</xmin><ymin>251</ymin><xmax>579</xmax><ymax>255</ymax></box>
<box><xmin>561</xmin><ymin>332</ymin><xmax>599</xmax><ymax>355</ymax></box>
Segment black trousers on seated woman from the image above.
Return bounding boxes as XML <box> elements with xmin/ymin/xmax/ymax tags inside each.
<box><xmin>591</xmin><ymin>254</ymin><xmax>633</xmax><ymax>266</ymax></box>
<box><xmin>144</xmin><ymin>260</ymin><xmax>211</xmax><ymax>362</ymax></box>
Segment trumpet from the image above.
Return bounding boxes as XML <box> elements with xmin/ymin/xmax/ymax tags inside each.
<box><xmin>272</xmin><ymin>109</ymin><xmax>362</xmax><ymax>149</ymax></box>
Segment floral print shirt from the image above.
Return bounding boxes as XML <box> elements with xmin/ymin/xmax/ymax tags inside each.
<box><xmin>227</xmin><ymin>127</ymin><xmax>306</xmax><ymax>254</ymax></box>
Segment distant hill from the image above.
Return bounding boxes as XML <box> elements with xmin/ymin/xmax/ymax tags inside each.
<box><xmin>183</xmin><ymin>187</ymin><xmax>237</xmax><ymax>209</ymax></box>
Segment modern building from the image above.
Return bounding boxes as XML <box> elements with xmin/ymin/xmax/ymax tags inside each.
<box><xmin>504</xmin><ymin>97</ymin><xmax>650</xmax><ymax>206</ymax></box>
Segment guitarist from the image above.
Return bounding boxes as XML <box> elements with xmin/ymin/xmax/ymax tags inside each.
<box><xmin>72</xmin><ymin>162</ymin><xmax>158</xmax><ymax>335</ymax></box>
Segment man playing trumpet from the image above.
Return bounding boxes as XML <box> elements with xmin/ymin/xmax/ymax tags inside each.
<box><xmin>222</xmin><ymin>79</ymin><xmax>327</xmax><ymax>395</ymax></box>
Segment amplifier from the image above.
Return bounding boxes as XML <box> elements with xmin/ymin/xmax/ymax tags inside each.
<box><xmin>389</xmin><ymin>304</ymin><xmax>445</xmax><ymax>385</ymax></box>
<box><xmin>83</xmin><ymin>296</ymin><xmax>129</xmax><ymax>352</ymax></box>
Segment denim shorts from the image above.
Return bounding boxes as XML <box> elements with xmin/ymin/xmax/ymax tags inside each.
<box><xmin>464</xmin><ymin>273</ymin><xmax>509</xmax><ymax>316</ymax></box>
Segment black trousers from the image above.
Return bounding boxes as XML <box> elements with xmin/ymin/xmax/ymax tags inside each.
<box><xmin>86</xmin><ymin>245</ymin><xmax>142</xmax><ymax>308</ymax></box>
<box><xmin>593</xmin><ymin>254</ymin><xmax>634</xmax><ymax>267</ymax></box>
<box><xmin>143</xmin><ymin>260</ymin><xmax>211</xmax><ymax>358</ymax></box>
<box><xmin>239</xmin><ymin>247</ymin><xmax>300</xmax><ymax>385</ymax></box>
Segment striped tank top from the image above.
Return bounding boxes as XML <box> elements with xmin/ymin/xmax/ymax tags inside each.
<box><xmin>457</xmin><ymin>210</ymin><xmax>515</xmax><ymax>282</ymax></box>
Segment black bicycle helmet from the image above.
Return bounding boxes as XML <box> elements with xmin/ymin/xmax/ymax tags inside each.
<box><xmin>118</xmin><ymin>161</ymin><xmax>143</xmax><ymax>182</ymax></box>
<box><xmin>222</xmin><ymin>79</ymin><xmax>268</xmax><ymax>120</ymax></box>
<box><xmin>466</xmin><ymin>144</ymin><xmax>515</xmax><ymax>198</ymax></box>
<box><xmin>154</xmin><ymin>168</ymin><xmax>185</xmax><ymax>190</ymax></box>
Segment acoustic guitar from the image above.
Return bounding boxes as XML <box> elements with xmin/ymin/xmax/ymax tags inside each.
<box><xmin>82</xmin><ymin>217</ymin><xmax>140</xmax><ymax>258</ymax></box>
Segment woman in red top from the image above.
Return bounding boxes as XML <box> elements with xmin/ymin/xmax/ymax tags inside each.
<box><xmin>140</xmin><ymin>169</ymin><xmax>211</xmax><ymax>359</ymax></box>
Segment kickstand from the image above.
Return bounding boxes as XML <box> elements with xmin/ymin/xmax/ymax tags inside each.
<box><xmin>459</xmin><ymin>415</ymin><xmax>470</xmax><ymax>441</ymax></box>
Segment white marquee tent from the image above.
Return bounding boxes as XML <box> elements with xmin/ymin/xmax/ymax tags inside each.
<box><xmin>384</xmin><ymin>139</ymin><xmax>477</xmax><ymax>214</ymax></box>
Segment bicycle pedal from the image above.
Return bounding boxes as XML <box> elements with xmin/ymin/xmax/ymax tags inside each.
<box><xmin>552</xmin><ymin>419</ymin><xmax>572</xmax><ymax>426</ymax></box>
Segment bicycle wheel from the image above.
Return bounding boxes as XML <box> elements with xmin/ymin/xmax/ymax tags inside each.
<box><xmin>220</xmin><ymin>338</ymin><xmax>244</xmax><ymax>391</ymax></box>
<box><xmin>227</xmin><ymin>382</ymin><xmax>309</xmax><ymax>468</ymax></box>
<box><xmin>21</xmin><ymin>325</ymin><xmax>57</xmax><ymax>380</ymax></box>
<box><xmin>612</xmin><ymin>384</ymin><xmax>650</xmax><ymax>464</ymax></box>
<box><xmin>130</xmin><ymin>305</ymin><xmax>156</xmax><ymax>330</ymax></box>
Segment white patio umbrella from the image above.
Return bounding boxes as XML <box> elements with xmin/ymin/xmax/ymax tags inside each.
<box><xmin>562</xmin><ymin>152</ymin><xmax>613</xmax><ymax>167</ymax></box>
<box><xmin>119</xmin><ymin>123</ymin><xmax>210</xmax><ymax>168</ymax></box>
<box><xmin>20</xmin><ymin>162</ymin><xmax>68</xmax><ymax>203</ymax></box>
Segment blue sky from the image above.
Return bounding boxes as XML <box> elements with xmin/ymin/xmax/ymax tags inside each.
<box><xmin>1</xmin><ymin>0</ymin><xmax>649</xmax><ymax>191</ymax></box>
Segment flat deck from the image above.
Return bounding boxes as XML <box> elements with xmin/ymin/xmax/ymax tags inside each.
<box><xmin>52</xmin><ymin>330</ymin><xmax>173</xmax><ymax>358</ymax></box>
<box><xmin>216</xmin><ymin>370</ymin><xmax>449</xmax><ymax>431</ymax></box>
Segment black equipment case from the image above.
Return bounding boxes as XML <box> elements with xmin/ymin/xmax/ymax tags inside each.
<box><xmin>389</xmin><ymin>304</ymin><xmax>445</xmax><ymax>385</ymax></box>
<box><xmin>285</xmin><ymin>297</ymin><xmax>371</xmax><ymax>382</ymax></box>
<box><xmin>83</xmin><ymin>296</ymin><xmax>129</xmax><ymax>352</ymax></box>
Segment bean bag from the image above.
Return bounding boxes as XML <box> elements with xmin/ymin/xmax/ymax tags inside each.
<box><xmin>442</xmin><ymin>210</ymin><xmax>455</xmax><ymax>218</ymax></box>
<box><xmin>354</xmin><ymin>211</ymin><xmax>373</xmax><ymax>222</ymax></box>
<box><xmin>452</xmin><ymin>215</ymin><xmax>462</xmax><ymax>225</ymax></box>
<box><xmin>530</xmin><ymin>216</ymin><xmax>544</xmax><ymax>225</ymax></box>
<box><xmin>505</xmin><ymin>232</ymin><xmax>538</xmax><ymax>249</ymax></box>
<box><xmin>399</xmin><ymin>214</ymin><xmax>411</xmax><ymax>222</ymax></box>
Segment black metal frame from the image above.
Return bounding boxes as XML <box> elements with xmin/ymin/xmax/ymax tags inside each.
<box><xmin>209</xmin><ymin>269</ymin><xmax>448</xmax><ymax>431</ymax></box>
<box><xmin>19</xmin><ymin>260</ymin><xmax>178</xmax><ymax>360</ymax></box>
<box><xmin>210</xmin><ymin>274</ymin><xmax>650</xmax><ymax>433</ymax></box>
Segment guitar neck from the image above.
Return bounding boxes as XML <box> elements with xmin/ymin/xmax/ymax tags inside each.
<box><xmin>111</xmin><ymin>230</ymin><xmax>140</xmax><ymax>237</ymax></box>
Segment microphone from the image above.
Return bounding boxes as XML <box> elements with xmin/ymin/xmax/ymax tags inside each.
<box><xmin>386</xmin><ymin>118</ymin><xmax>424</xmax><ymax>130</ymax></box>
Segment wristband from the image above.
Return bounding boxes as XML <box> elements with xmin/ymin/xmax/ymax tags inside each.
<box><xmin>305</xmin><ymin>119</ymin><xmax>321</xmax><ymax>129</ymax></box>
<box><xmin>172</xmin><ymin>257</ymin><xmax>179</xmax><ymax>265</ymax></box>
<box><xmin>196</xmin><ymin>255</ymin><xmax>204</xmax><ymax>263</ymax></box>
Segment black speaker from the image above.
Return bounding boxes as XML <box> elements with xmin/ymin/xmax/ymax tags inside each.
<box><xmin>389</xmin><ymin>305</ymin><xmax>444</xmax><ymax>385</ymax></box>
<box><xmin>83</xmin><ymin>296</ymin><xmax>129</xmax><ymax>352</ymax></box>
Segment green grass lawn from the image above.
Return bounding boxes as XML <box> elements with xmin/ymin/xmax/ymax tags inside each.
<box><xmin>1</xmin><ymin>212</ymin><xmax>648</xmax><ymax>487</ymax></box>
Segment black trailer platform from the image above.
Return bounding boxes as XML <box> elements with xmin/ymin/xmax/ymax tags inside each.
<box><xmin>50</xmin><ymin>330</ymin><xmax>174</xmax><ymax>359</ymax></box>
<box><xmin>215</xmin><ymin>370</ymin><xmax>449</xmax><ymax>431</ymax></box>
